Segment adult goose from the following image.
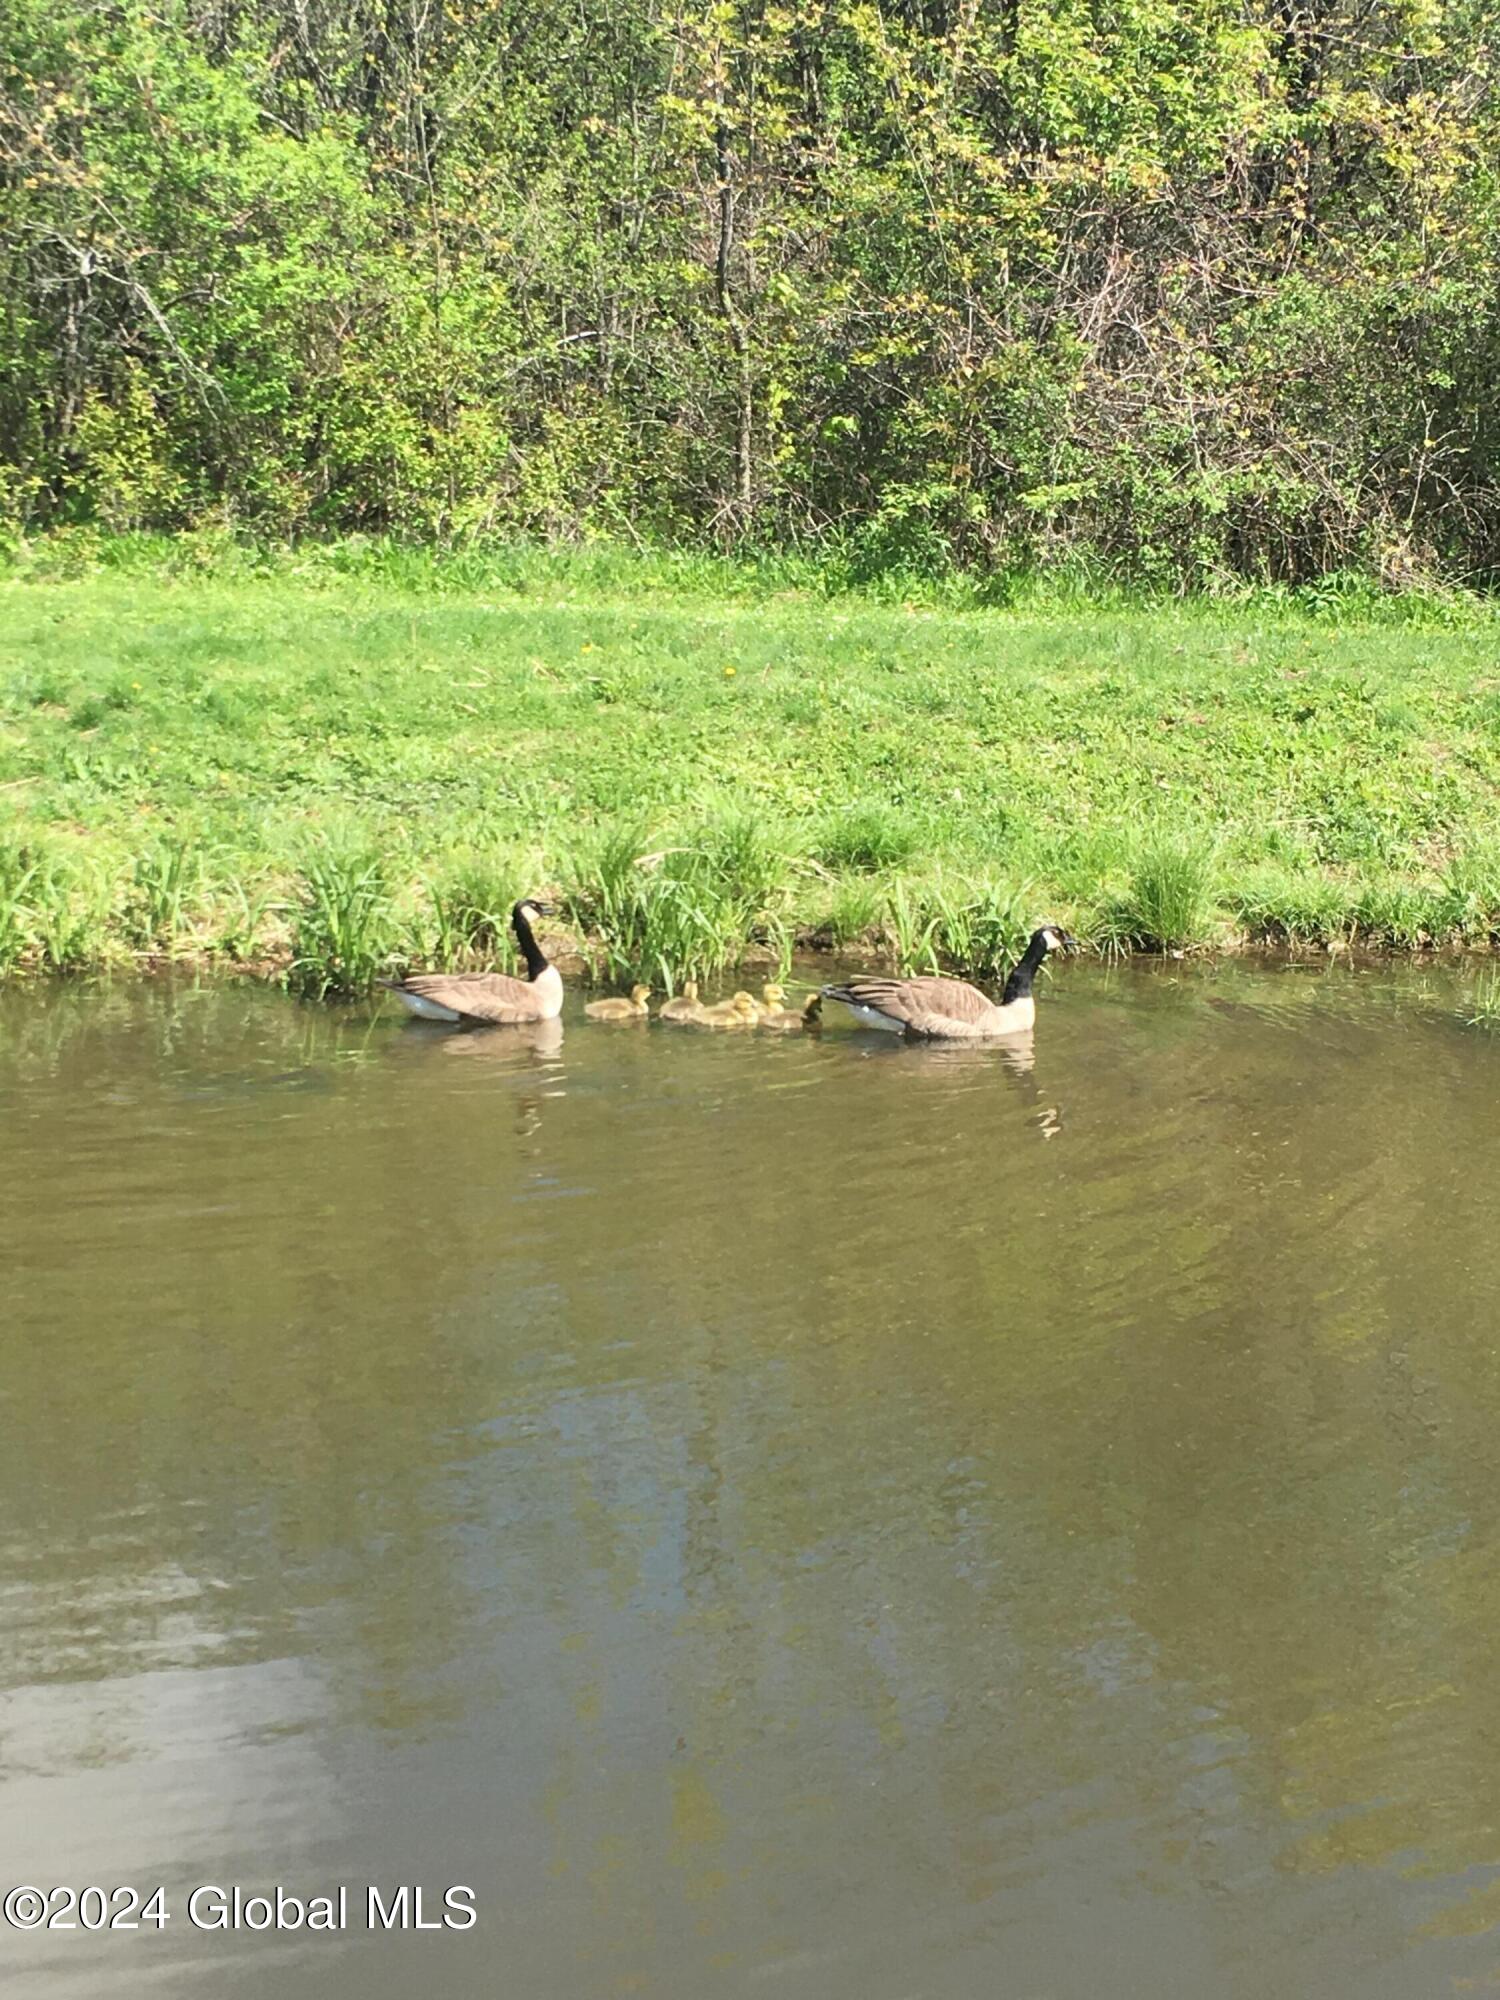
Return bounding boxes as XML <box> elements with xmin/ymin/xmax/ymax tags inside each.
<box><xmin>381</xmin><ymin>899</ymin><xmax>564</xmax><ymax>1025</ymax></box>
<box><xmin>822</xmin><ymin>925</ymin><xmax>1077</xmax><ymax>1040</ymax></box>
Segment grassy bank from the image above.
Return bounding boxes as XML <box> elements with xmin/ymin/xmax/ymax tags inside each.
<box><xmin>1</xmin><ymin>543</ymin><xmax>1498</xmax><ymax>993</ymax></box>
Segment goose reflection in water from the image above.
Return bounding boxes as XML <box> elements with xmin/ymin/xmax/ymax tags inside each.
<box><xmin>854</xmin><ymin>1027</ymin><xmax>1038</xmax><ymax>1079</ymax></box>
<box><xmin>435</xmin><ymin>1015</ymin><xmax>565</xmax><ymax>1062</ymax></box>
<box><xmin>432</xmin><ymin>1017</ymin><xmax>566</xmax><ymax>1138</ymax></box>
<box><xmin>847</xmin><ymin>1026</ymin><xmax>1071</xmax><ymax>1144</ymax></box>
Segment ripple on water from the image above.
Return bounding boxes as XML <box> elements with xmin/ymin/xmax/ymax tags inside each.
<box><xmin>2</xmin><ymin>968</ymin><xmax>1500</xmax><ymax>1999</ymax></box>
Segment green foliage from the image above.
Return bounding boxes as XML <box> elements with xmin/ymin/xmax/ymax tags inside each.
<box><xmin>289</xmin><ymin>833</ymin><xmax>395</xmax><ymax>998</ymax></box>
<box><xmin>817</xmin><ymin>874</ymin><xmax>884</xmax><ymax>949</ymax></box>
<box><xmin>815</xmin><ymin>805</ymin><xmax>922</xmax><ymax>875</ymax></box>
<box><xmin>0</xmin><ymin>836</ymin><xmax>39</xmax><ymax>972</ymax></box>
<box><xmin>1102</xmin><ymin>837</ymin><xmax>1222</xmax><ymax>951</ymax></box>
<box><xmin>565</xmin><ymin>815</ymin><xmax>789</xmax><ymax>987</ymax></box>
<box><xmin>2</xmin><ymin>559</ymin><xmax>1500</xmax><ymax>977</ymax></box>
<box><xmin>1436</xmin><ymin>843</ymin><xmax>1500</xmax><ymax>942</ymax></box>
<box><xmin>423</xmin><ymin>846</ymin><xmax>527</xmax><ymax>969</ymax></box>
<box><xmin>926</xmin><ymin>878</ymin><xmax>1042</xmax><ymax>982</ymax></box>
<box><xmin>4</xmin><ymin>0</ymin><xmax>1500</xmax><ymax>582</ymax></box>
<box><xmin>1225</xmin><ymin>866</ymin><xmax>1352</xmax><ymax>945</ymax></box>
<box><xmin>24</xmin><ymin>845</ymin><xmax>115</xmax><ymax>972</ymax></box>
<box><xmin>124</xmin><ymin>837</ymin><xmax>202</xmax><ymax>952</ymax></box>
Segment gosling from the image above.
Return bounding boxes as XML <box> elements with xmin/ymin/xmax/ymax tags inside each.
<box><xmin>759</xmin><ymin>983</ymin><xmax>822</xmax><ymax>1029</ymax></box>
<box><xmin>659</xmin><ymin>980</ymin><xmax>706</xmax><ymax>1024</ymax></box>
<box><xmin>699</xmin><ymin>991</ymin><xmax>762</xmax><ymax>1028</ymax></box>
<box><xmin>585</xmin><ymin>983</ymin><xmax>651</xmax><ymax>1022</ymax></box>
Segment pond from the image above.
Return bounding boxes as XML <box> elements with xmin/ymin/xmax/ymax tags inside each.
<box><xmin>3</xmin><ymin>961</ymin><xmax>1499</xmax><ymax>1998</ymax></box>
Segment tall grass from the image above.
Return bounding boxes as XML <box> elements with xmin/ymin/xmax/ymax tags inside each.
<box><xmin>124</xmin><ymin>836</ymin><xmax>202</xmax><ymax>952</ymax></box>
<box><xmin>879</xmin><ymin>876</ymin><xmax>943</xmax><ymax>971</ymax></box>
<box><xmin>1226</xmin><ymin>865</ymin><xmax>1351</xmax><ymax>945</ymax></box>
<box><xmin>288</xmin><ymin>833</ymin><xmax>395</xmax><ymax>998</ymax></box>
<box><xmin>814</xmin><ymin>804</ymin><xmax>922</xmax><ymax>874</ymax></box>
<box><xmin>30</xmin><ymin>860</ymin><xmax>116</xmax><ymax>972</ymax></box>
<box><xmin>924</xmin><ymin>875</ymin><xmax>1039</xmax><ymax>978</ymax></box>
<box><xmin>422</xmin><ymin>844</ymin><xmax>527</xmax><ymax>968</ymax></box>
<box><xmin>0</xmin><ymin>837</ymin><xmax>38</xmax><ymax>972</ymax></box>
<box><xmin>565</xmin><ymin>814</ymin><xmax>790</xmax><ymax>988</ymax></box>
<box><xmin>816</xmin><ymin>874</ymin><xmax>884</xmax><ymax>949</ymax></box>
<box><xmin>1437</xmin><ymin>841</ymin><xmax>1500</xmax><ymax>941</ymax></box>
<box><xmin>1101</xmin><ymin>836</ymin><xmax>1221</xmax><ymax>951</ymax></box>
<box><xmin>0</xmin><ymin>835</ymin><xmax>117</xmax><ymax>973</ymax></box>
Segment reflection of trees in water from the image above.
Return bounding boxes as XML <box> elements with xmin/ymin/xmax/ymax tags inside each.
<box><xmin>7</xmin><ymin>973</ymin><xmax>1500</xmax><ymax>1967</ymax></box>
<box><xmin>517</xmin><ymin>993</ymin><xmax>1500</xmax><ymax>1949</ymax></box>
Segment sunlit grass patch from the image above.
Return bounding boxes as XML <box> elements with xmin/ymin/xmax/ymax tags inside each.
<box><xmin>3</xmin><ymin>545</ymin><xmax>1500</xmax><ymax>984</ymax></box>
<box><xmin>288</xmin><ymin>830</ymin><xmax>395</xmax><ymax>999</ymax></box>
<box><xmin>564</xmin><ymin>813</ymin><xmax>792</xmax><ymax>988</ymax></box>
<box><xmin>814</xmin><ymin>873</ymin><xmax>884</xmax><ymax>950</ymax></box>
<box><xmin>123</xmin><ymin>836</ymin><xmax>204</xmax><ymax>954</ymax></box>
<box><xmin>1436</xmin><ymin>840</ymin><xmax>1500</xmax><ymax>942</ymax></box>
<box><xmin>1098</xmin><ymin>835</ymin><xmax>1221</xmax><ymax>952</ymax></box>
<box><xmin>1225</xmin><ymin>865</ymin><xmax>1354</xmax><ymax>946</ymax></box>
<box><xmin>421</xmin><ymin>843</ymin><xmax>530</xmax><ymax>970</ymax></box>
<box><xmin>814</xmin><ymin>803</ymin><xmax>922</xmax><ymax>874</ymax></box>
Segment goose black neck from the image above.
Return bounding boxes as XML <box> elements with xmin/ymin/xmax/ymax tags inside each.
<box><xmin>1001</xmin><ymin>931</ymin><xmax>1048</xmax><ymax>1005</ymax></box>
<box><xmin>511</xmin><ymin>904</ymin><xmax>549</xmax><ymax>982</ymax></box>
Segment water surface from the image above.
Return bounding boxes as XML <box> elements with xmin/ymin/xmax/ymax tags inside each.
<box><xmin>4</xmin><ymin>962</ymin><xmax>1500</xmax><ymax>1998</ymax></box>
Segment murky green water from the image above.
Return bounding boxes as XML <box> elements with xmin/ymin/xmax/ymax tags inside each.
<box><xmin>4</xmin><ymin>963</ymin><xmax>1500</xmax><ymax>1998</ymax></box>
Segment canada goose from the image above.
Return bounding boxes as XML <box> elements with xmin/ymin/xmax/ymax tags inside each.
<box><xmin>659</xmin><ymin>980</ymin><xmax>706</xmax><ymax>1024</ymax></box>
<box><xmin>380</xmin><ymin>899</ymin><xmax>564</xmax><ymax>1025</ymax></box>
<box><xmin>759</xmin><ymin>983</ymin><xmax>822</xmax><ymax>1029</ymax></box>
<box><xmin>585</xmin><ymin>983</ymin><xmax>651</xmax><ymax>1021</ymax></box>
<box><xmin>699</xmin><ymin>990</ymin><xmax>762</xmax><ymax>1027</ymax></box>
<box><xmin>822</xmin><ymin>925</ymin><xmax>1078</xmax><ymax>1040</ymax></box>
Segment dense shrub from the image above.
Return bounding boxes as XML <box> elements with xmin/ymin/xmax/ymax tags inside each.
<box><xmin>4</xmin><ymin>0</ymin><xmax>1500</xmax><ymax>585</ymax></box>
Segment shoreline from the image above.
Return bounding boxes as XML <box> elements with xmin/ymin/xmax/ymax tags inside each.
<box><xmin>3</xmin><ymin>548</ymin><xmax>1499</xmax><ymax>992</ymax></box>
<box><xmin>0</xmin><ymin>922</ymin><xmax>1494</xmax><ymax>991</ymax></box>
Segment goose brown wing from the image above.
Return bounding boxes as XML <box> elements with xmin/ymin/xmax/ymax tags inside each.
<box><xmin>825</xmin><ymin>975</ymin><xmax>996</xmax><ymax>1030</ymax></box>
<box><xmin>397</xmin><ymin>972</ymin><xmax>544</xmax><ymax>1024</ymax></box>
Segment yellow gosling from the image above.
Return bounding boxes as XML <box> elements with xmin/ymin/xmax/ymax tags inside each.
<box><xmin>759</xmin><ymin>984</ymin><xmax>821</xmax><ymax>1028</ymax></box>
<box><xmin>659</xmin><ymin>980</ymin><xmax>706</xmax><ymax>1023</ymax></box>
<box><xmin>699</xmin><ymin>990</ymin><xmax>762</xmax><ymax>1028</ymax></box>
<box><xmin>585</xmin><ymin>983</ymin><xmax>651</xmax><ymax>1021</ymax></box>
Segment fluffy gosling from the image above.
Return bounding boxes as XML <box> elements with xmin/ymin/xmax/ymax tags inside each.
<box><xmin>585</xmin><ymin>983</ymin><xmax>651</xmax><ymax>1021</ymax></box>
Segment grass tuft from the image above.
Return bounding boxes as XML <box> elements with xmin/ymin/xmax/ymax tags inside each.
<box><xmin>814</xmin><ymin>804</ymin><xmax>922</xmax><ymax>874</ymax></box>
<box><xmin>288</xmin><ymin>832</ymin><xmax>395</xmax><ymax>998</ymax></box>
<box><xmin>926</xmin><ymin>874</ymin><xmax>1039</xmax><ymax>979</ymax></box>
<box><xmin>816</xmin><ymin>874</ymin><xmax>884</xmax><ymax>949</ymax></box>
<box><xmin>565</xmin><ymin>814</ymin><xmax>790</xmax><ymax>988</ymax></box>
<box><xmin>0</xmin><ymin>836</ymin><xmax>39</xmax><ymax>972</ymax></box>
<box><xmin>1101</xmin><ymin>836</ymin><xmax>1220</xmax><ymax>951</ymax></box>
<box><xmin>124</xmin><ymin>836</ymin><xmax>202</xmax><ymax>953</ymax></box>
<box><xmin>1437</xmin><ymin>841</ymin><xmax>1500</xmax><ymax>941</ymax></box>
<box><xmin>1226</xmin><ymin>865</ymin><xmax>1351</xmax><ymax>945</ymax></box>
<box><xmin>423</xmin><ymin>844</ymin><xmax>526</xmax><ymax>969</ymax></box>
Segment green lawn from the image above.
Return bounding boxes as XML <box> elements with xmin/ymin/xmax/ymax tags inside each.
<box><xmin>2</xmin><ymin>548</ymin><xmax>1498</xmax><ymax>989</ymax></box>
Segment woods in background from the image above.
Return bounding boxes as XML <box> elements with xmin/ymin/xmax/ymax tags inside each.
<box><xmin>2</xmin><ymin>0</ymin><xmax>1498</xmax><ymax>586</ymax></box>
